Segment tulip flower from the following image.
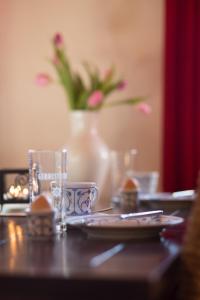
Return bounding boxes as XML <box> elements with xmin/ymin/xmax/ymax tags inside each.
<box><xmin>138</xmin><ymin>103</ymin><xmax>152</xmax><ymax>115</ymax></box>
<box><xmin>117</xmin><ymin>80</ymin><xmax>127</xmax><ymax>90</ymax></box>
<box><xmin>88</xmin><ymin>91</ymin><xmax>104</xmax><ymax>108</ymax></box>
<box><xmin>36</xmin><ymin>33</ymin><xmax>146</xmax><ymax>111</ymax></box>
<box><xmin>35</xmin><ymin>73</ymin><xmax>52</xmax><ymax>86</ymax></box>
<box><xmin>53</xmin><ymin>33</ymin><xmax>64</xmax><ymax>48</ymax></box>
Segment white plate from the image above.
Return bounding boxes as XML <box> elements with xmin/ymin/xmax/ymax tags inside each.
<box><xmin>139</xmin><ymin>192</ymin><xmax>194</xmax><ymax>213</ymax></box>
<box><xmin>139</xmin><ymin>192</ymin><xmax>195</xmax><ymax>201</ymax></box>
<box><xmin>79</xmin><ymin>215</ymin><xmax>184</xmax><ymax>240</ymax></box>
<box><xmin>67</xmin><ymin>213</ymin><xmax>112</xmax><ymax>227</ymax></box>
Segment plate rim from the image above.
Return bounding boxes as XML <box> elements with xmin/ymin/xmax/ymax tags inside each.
<box><xmin>81</xmin><ymin>215</ymin><xmax>184</xmax><ymax>230</ymax></box>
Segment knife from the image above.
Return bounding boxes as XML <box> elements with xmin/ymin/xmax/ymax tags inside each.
<box><xmin>90</xmin><ymin>243</ymin><xmax>125</xmax><ymax>267</ymax></box>
<box><xmin>120</xmin><ymin>210</ymin><xmax>163</xmax><ymax>220</ymax></box>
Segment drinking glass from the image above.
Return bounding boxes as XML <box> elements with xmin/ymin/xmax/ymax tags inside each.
<box><xmin>110</xmin><ymin>149</ymin><xmax>137</xmax><ymax>199</ymax></box>
<box><xmin>28</xmin><ymin>149</ymin><xmax>67</xmax><ymax>232</ymax></box>
<box><xmin>133</xmin><ymin>171</ymin><xmax>159</xmax><ymax>194</ymax></box>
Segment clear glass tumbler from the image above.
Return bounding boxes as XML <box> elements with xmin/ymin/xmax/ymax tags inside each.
<box><xmin>28</xmin><ymin>149</ymin><xmax>67</xmax><ymax>232</ymax></box>
<box><xmin>133</xmin><ymin>171</ymin><xmax>159</xmax><ymax>194</ymax></box>
<box><xmin>110</xmin><ymin>149</ymin><xmax>137</xmax><ymax>198</ymax></box>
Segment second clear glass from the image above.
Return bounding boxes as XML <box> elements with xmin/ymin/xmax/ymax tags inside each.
<box><xmin>110</xmin><ymin>149</ymin><xmax>137</xmax><ymax>198</ymax></box>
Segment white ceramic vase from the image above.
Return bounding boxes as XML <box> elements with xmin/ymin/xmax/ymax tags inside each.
<box><xmin>64</xmin><ymin>111</ymin><xmax>110</xmax><ymax>193</ymax></box>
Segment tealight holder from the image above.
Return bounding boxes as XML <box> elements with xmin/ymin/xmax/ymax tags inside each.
<box><xmin>27</xmin><ymin>211</ymin><xmax>56</xmax><ymax>238</ymax></box>
<box><xmin>119</xmin><ymin>190</ymin><xmax>139</xmax><ymax>212</ymax></box>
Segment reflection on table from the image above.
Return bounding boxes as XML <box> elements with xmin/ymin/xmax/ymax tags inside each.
<box><xmin>0</xmin><ymin>216</ymin><xmax>182</xmax><ymax>300</ymax></box>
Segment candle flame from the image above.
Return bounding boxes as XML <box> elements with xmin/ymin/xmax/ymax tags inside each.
<box><xmin>4</xmin><ymin>185</ymin><xmax>29</xmax><ymax>200</ymax></box>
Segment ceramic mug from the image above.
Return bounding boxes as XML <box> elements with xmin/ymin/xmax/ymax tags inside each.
<box><xmin>63</xmin><ymin>182</ymin><xmax>98</xmax><ymax>216</ymax></box>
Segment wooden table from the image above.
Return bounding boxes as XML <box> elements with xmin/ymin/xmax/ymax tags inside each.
<box><xmin>0</xmin><ymin>216</ymin><xmax>180</xmax><ymax>300</ymax></box>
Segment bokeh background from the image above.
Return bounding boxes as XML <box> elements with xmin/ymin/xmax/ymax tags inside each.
<box><xmin>0</xmin><ymin>0</ymin><xmax>164</xmax><ymax>201</ymax></box>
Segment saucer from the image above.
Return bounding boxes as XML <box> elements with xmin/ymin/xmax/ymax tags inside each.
<box><xmin>79</xmin><ymin>215</ymin><xmax>184</xmax><ymax>240</ymax></box>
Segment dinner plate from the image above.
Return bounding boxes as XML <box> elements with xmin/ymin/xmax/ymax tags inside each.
<box><xmin>139</xmin><ymin>192</ymin><xmax>195</xmax><ymax>201</ymax></box>
<box><xmin>139</xmin><ymin>192</ymin><xmax>194</xmax><ymax>214</ymax></box>
<box><xmin>79</xmin><ymin>215</ymin><xmax>184</xmax><ymax>240</ymax></box>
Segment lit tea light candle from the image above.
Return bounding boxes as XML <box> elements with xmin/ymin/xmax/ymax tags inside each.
<box><xmin>3</xmin><ymin>185</ymin><xmax>29</xmax><ymax>200</ymax></box>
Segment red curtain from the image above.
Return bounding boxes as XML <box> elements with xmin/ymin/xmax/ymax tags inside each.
<box><xmin>163</xmin><ymin>0</ymin><xmax>200</xmax><ymax>192</ymax></box>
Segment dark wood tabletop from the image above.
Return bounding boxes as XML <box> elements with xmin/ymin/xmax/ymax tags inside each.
<box><xmin>0</xmin><ymin>216</ymin><xmax>181</xmax><ymax>300</ymax></box>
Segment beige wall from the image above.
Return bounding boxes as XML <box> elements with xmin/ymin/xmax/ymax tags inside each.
<box><xmin>0</xmin><ymin>0</ymin><xmax>164</xmax><ymax>187</ymax></box>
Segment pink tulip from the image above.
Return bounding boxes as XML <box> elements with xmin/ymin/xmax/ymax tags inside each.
<box><xmin>88</xmin><ymin>90</ymin><xmax>104</xmax><ymax>107</ymax></box>
<box><xmin>35</xmin><ymin>73</ymin><xmax>52</xmax><ymax>86</ymax></box>
<box><xmin>53</xmin><ymin>33</ymin><xmax>64</xmax><ymax>48</ymax></box>
<box><xmin>138</xmin><ymin>103</ymin><xmax>152</xmax><ymax>115</ymax></box>
<box><xmin>117</xmin><ymin>80</ymin><xmax>127</xmax><ymax>90</ymax></box>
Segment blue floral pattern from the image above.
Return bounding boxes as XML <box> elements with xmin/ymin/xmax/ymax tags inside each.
<box><xmin>64</xmin><ymin>187</ymin><xmax>97</xmax><ymax>216</ymax></box>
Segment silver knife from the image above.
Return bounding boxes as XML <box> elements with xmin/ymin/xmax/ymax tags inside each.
<box><xmin>120</xmin><ymin>210</ymin><xmax>163</xmax><ymax>220</ymax></box>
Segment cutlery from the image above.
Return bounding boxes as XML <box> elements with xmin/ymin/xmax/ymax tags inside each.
<box><xmin>90</xmin><ymin>243</ymin><xmax>125</xmax><ymax>267</ymax></box>
<box><xmin>120</xmin><ymin>210</ymin><xmax>163</xmax><ymax>220</ymax></box>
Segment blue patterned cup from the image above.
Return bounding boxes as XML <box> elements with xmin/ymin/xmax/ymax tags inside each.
<box><xmin>63</xmin><ymin>182</ymin><xmax>98</xmax><ymax>216</ymax></box>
